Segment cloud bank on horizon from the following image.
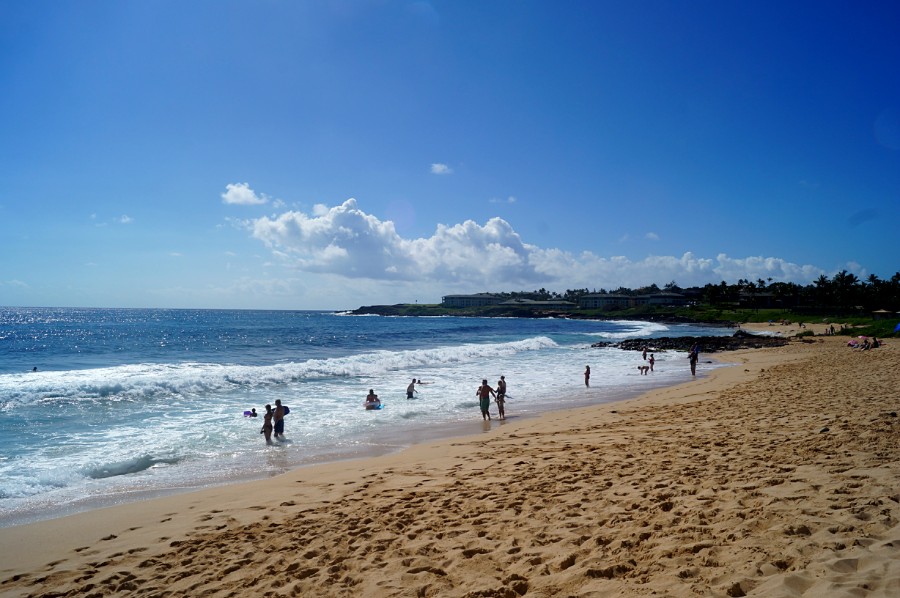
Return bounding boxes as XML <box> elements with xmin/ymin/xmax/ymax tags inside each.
<box><xmin>237</xmin><ymin>186</ymin><xmax>829</xmax><ymax>293</ymax></box>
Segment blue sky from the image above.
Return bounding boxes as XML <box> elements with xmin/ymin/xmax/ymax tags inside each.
<box><xmin>2</xmin><ymin>1</ymin><xmax>898</xmax><ymax>310</ymax></box>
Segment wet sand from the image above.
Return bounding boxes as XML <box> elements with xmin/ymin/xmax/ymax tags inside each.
<box><xmin>1</xmin><ymin>329</ymin><xmax>898</xmax><ymax>597</ymax></box>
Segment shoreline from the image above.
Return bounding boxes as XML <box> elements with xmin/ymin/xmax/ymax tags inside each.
<box><xmin>2</xmin><ymin>332</ymin><xmax>897</xmax><ymax>596</ymax></box>
<box><xmin>0</xmin><ymin>357</ymin><xmax>720</xmax><ymax>530</ymax></box>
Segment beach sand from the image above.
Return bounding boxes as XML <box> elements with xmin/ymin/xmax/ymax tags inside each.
<box><xmin>1</xmin><ymin>332</ymin><xmax>898</xmax><ymax>597</ymax></box>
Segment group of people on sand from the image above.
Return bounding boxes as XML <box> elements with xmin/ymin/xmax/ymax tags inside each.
<box><xmin>639</xmin><ymin>343</ymin><xmax>701</xmax><ymax>378</ymax></box>
<box><xmin>850</xmin><ymin>337</ymin><xmax>880</xmax><ymax>351</ymax></box>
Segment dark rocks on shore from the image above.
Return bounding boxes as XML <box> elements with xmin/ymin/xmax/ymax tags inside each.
<box><xmin>593</xmin><ymin>330</ymin><xmax>790</xmax><ymax>353</ymax></box>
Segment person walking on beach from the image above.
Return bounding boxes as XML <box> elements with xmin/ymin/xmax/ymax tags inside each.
<box><xmin>273</xmin><ymin>399</ymin><xmax>286</xmax><ymax>439</ymax></box>
<box><xmin>584</xmin><ymin>365</ymin><xmax>591</xmax><ymax>387</ymax></box>
<box><xmin>406</xmin><ymin>379</ymin><xmax>418</xmax><ymax>400</ymax></box>
<box><xmin>648</xmin><ymin>354</ymin><xmax>655</xmax><ymax>372</ymax></box>
<box><xmin>261</xmin><ymin>404</ymin><xmax>274</xmax><ymax>444</ymax></box>
<box><xmin>495</xmin><ymin>375</ymin><xmax>507</xmax><ymax>420</ymax></box>
<box><xmin>689</xmin><ymin>349</ymin><xmax>698</xmax><ymax>376</ymax></box>
<box><xmin>477</xmin><ymin>379</ymin><xmax>496</xmax><ymax>421</ymax></box>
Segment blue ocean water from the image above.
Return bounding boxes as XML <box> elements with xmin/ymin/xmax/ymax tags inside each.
<box><xmin>0</xmin><ymin>307</ymin><xmax>731</xmax><ymax>526</ymax></box>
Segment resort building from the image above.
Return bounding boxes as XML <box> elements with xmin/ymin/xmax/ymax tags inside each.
<box><xmin>499</xmin><ymin>298</ymin><xmax>577</xmax><ymax>310</ymax></box>
<box><xmin>441</xmin><ymin>293</ymin><xmax>503</xmax><ymax>307</ymax></box>
<box><xmin>634</xmin><ymin>292</ymin><xmax>689</xmax><ymax>306</ymax></box>
<box><xmin>579</xmin><ymin>292</ymin><xmax>687</xmax><ymax>309</ymax></box>
<box><xmin>577</xmin><ymin>294</ymin><xmax>632</xmax><ymax>309</ymax></box>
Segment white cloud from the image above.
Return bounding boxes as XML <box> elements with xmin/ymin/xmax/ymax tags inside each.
<box><xmin>430</xmin><ymin>163</ymin><xmax>453</xmax><ymax>175</ymax></box>
<box><xmin>2</xmin><ymin>279</ymin><xmax>29</xmax><ymax>288</ymax></box>
<box><xmin>249</xmin><ymin>199</ymin><xmax>545</xmax><ymax>285</ymax></box>
<box><xmin>244</xmin><ymin>199</ymin><xmax>829</xmax><ymax>291</ymax></box>
<box><xmin>645</xmin><ymin>232</ymin><xmax>659</xmax><ymax>241</ymax></box>
<box><xmin>119</xmin><ymin>215</ymin><xmax>133</xmax><ymax>224</ymax></box>
<box><xmin>222</xmin><ymin>182</ymin><xmax>268</xmax><ymax>205</ymax></box>
<box><xmin>490</xmin><ymin>196</ymin><xmax>517</xmax><ymax>204</ymax></box>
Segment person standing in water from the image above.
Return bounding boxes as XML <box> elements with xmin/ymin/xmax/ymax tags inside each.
<box><xmin>495</xmin><ymin>375</ymin><xmax>507</xmax><ymax>420</ymax></box>
<box><xmin>584</xmin><ymin>365</ymin><xmax>591</xmax><ymax>387</ymax></box>
<box><xmin>261</xmin><ymin>404</ymin><xmax>274</xmax><ymax>444</ymax></box>
<box><xmin>273</xmin><ymin>399</ymin><xmax>286</xmax><ymax>438</ymax></box>
<box><xmin>476</xmin><ymin>379</ymin><xmax>496</xmax><ymax>421</ymax></box>
<box><xmin>406</xmin><ymin>379</ymin><xmax>418</xmax><ymax>400</ymax></box>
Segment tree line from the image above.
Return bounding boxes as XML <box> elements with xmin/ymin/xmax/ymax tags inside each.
<box><xmin>496</xmin><ymin>270</ymin><xmax>900</xmax><ymax>313</ymax></box>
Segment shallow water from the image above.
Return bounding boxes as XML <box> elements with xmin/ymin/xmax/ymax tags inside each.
<box><xmin>0</xmin><ymin>308</ymin><xmax>731</xmax><ymax>526</ymax></box>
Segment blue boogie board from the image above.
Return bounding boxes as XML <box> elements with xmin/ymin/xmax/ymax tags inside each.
<box><xmin>283</xmin><ymin>406</ymin><xmax>290</xmax><ymax>415</ymax></box>
<box><xmin>365</xmin><ymin>403</ymin><xmax>383</xmax><ymax>410</ymax></box>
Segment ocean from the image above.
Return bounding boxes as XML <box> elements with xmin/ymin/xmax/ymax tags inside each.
<box><xmin>0</xmin><ymin>307</ymin><xmax>732</xmax><ymax>527</ymax></box>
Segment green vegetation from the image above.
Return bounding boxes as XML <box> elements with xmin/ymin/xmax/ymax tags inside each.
<box><xmin>353</xmin><ymin>303</ymin><xmax>897</xmax><ymax>337</ymax></box>
<box><xmin>352</xmin><ymin>271</ymin><xmax>900</xmax><ymax>337</ymax></box>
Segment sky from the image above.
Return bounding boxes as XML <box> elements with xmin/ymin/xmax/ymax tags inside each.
<box><xmin>1</xmin><ymin>1</ymin><xmax>898</xmax><ymax>310</ymax></box>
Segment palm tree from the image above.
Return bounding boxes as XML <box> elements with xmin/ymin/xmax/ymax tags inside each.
<box><xmin>832</xmin><ymin>271</ymin><xmax>860</xmax><ymax>310</ymax></box>
<box><xmin>813</xmin><ymin>274</ymin><xmax>832</xmax><ymax>307</ymax></box>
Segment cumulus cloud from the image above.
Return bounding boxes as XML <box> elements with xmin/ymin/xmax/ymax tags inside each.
<box><xmin>119</xmin><ymin>215</ymin><xmax>133</xmax><ymax>224</ymax></box>
<box><xmin>222</xmin><ymin>182</ymin><xmax>268</xmax><ymax>205</ymax></box>
<box><xmin>248</xmin><ymin>199</ymin><xmax>542</xmax><ymax>285</ymax></box>
<box><xmin>244</xmin><ymin>199</ymin><xmax>829</xmax><ymax>290</ymax></box>
<box><xmin>430</xmin><ymin>163</ymin><xmax>453</xmax><ymax>175</ymax></box>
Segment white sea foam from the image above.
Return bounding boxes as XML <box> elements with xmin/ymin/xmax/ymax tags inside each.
<box><xmin>587</xmin><ymin>320</ymin><xmax>670</xmax><ymax>339</ymax></box>
<box><xmin>0</xmin><ymin>312</ymin><xmax>732</xmax><ymax>526</ymax></box>
<box><xmin>0</xmin><ymin>337</ymin><xmax>560</xmax><ymax>409</ymax></box>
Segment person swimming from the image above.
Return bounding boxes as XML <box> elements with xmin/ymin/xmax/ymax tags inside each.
<box><xmin>365</xmin><ymin>389</ymin><xmax>381</xmax><ymax>409</ymax></box>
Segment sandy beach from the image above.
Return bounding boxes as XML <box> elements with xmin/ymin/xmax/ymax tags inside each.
<box><xmin>1</xmin><ymin>329</ymin><xmax>898</xmax><ymax>597</ymax></box>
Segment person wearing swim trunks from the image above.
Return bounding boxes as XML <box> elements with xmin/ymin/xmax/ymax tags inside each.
<box><xmin>273</xmin><ymin>399</ymin><xmax>285</xmax><ymax>438</ymax></box>
<box><xmin>476</xmin><ymin>379</ymin><xmax>496</xmax><ymax>421</ymax></box>
<box><xmin>406</xmin><ymin>379</ymin><xmax>418</xmax><ymax>400</ymax></box>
